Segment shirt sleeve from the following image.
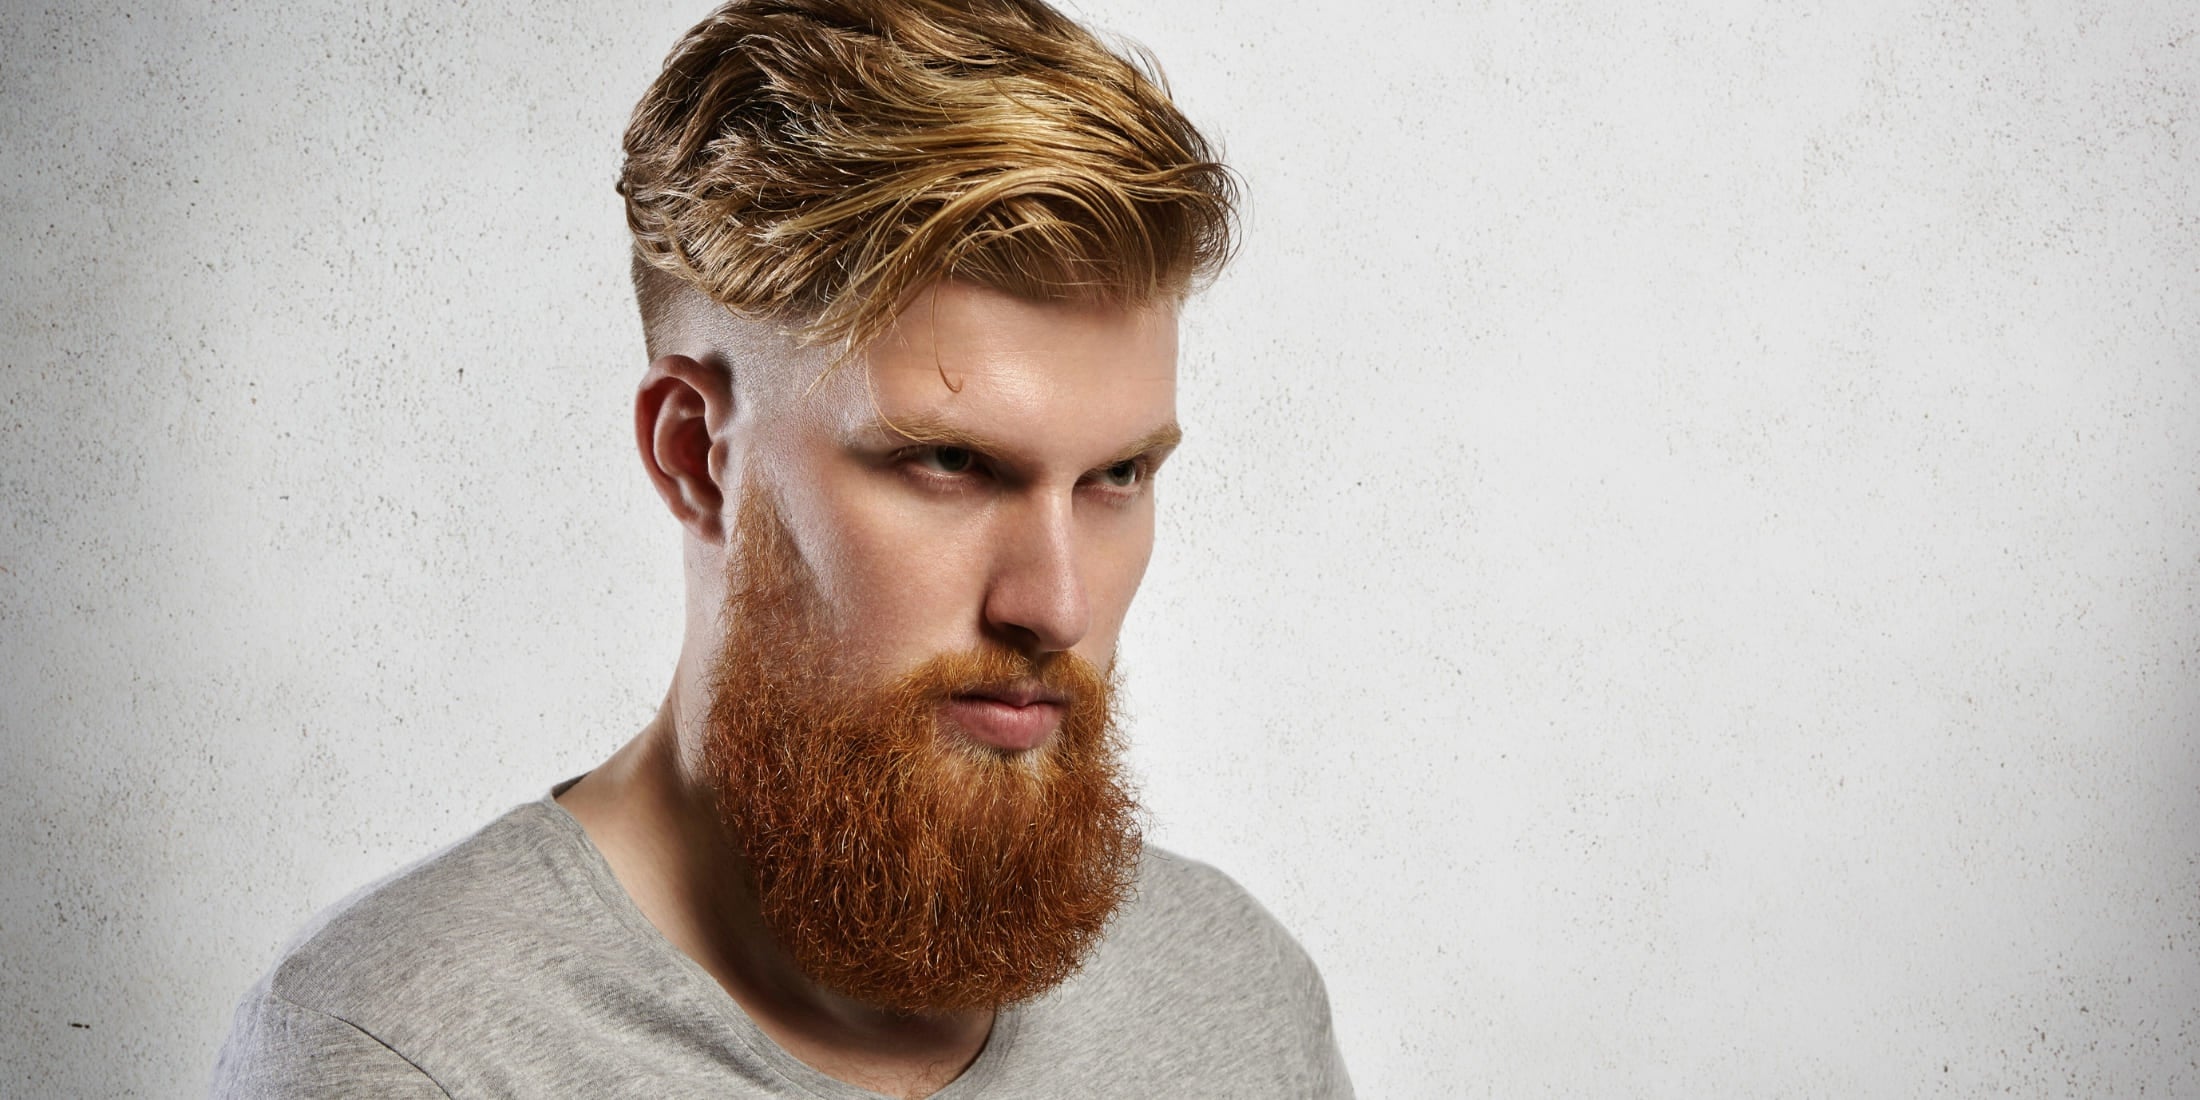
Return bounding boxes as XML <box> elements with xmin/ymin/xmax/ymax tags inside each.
<box><xmin>210</xmin><ymin>987</ymin><xmax>449</xmax><ymax>1099</ymax></box>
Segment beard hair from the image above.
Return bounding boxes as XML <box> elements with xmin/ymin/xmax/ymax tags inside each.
<box><xmin>701</xmin><ymin>485</ymin><xmax>1142</xmax><ymax>1015</ymax></box>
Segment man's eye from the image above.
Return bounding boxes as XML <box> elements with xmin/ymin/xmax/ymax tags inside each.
<box><xmin>1098</xmin><ymin>460</ymin><xmax>1141</xmax><ymax>489</ymax></box>
<box><xmin>917</xmin><ymin>446</ymin><xmax>976</xmax><ymax>475</ymax></box>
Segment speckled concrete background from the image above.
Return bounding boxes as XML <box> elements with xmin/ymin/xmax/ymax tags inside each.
<box><xmin>3</xmin><ymin>0</ymin><xmax>2195</xmax><ymax>1095</ymax></box>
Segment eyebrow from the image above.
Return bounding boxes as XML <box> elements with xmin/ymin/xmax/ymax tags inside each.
<box><xmin>854</xmin><ymin>413</ymin><xmax>1183</xmax><ymax>468</ymax></box>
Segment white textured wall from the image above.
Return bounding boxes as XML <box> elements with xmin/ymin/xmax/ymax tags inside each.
<box><xmin>4</xmin><ymin>0</ymin><xmax>2195</xmax><ymax>1095</ymax></box>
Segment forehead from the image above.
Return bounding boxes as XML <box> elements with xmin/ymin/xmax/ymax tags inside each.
<box><xmin>819</xmin><ymin>282</ymin><xmax>1180</xmax><ymax>461</ymax></box>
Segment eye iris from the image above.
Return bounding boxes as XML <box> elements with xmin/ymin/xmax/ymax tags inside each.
<box><xmin>1107</xmin><ymin>461</ymin><xmax>1139</xmax><ymax>486</ymax></box>
<box><xmin>934</xmin><ymin>447</ymin><xmax>972</xmax><ymax>473</ymax></box>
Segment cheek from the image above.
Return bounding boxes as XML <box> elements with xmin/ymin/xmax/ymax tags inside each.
<box><xmin>1077</xmin><ymin>506</ymin><xmax>1158</xmax><ymax>657</ymax></box>
<box><xmin>797</xmin><ymin>489</ymin><xmax>992</xmax><ymax>663</ymax></box>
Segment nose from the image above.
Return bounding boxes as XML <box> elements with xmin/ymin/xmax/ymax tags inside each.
<box><xmin>981</xmin><ymin>494</ymin><xmax>1090</xmax><ymax>654</ymax></box>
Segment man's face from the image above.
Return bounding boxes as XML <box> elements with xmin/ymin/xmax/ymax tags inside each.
<box><xmin>697</xmin><ymin>282</ymin><xmax>1181</xmax><ymax>1012</ymax></box>
<box><xmin>753</xmin><ymin>280</ymin><xmax>1182</xmax><ymax>743</ymax></box>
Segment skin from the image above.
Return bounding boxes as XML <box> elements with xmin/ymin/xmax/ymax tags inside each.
<box><xmin>557</xmin><ymin>280</ymin><xmax>1181</xmax><ymax>1099</ymax></box>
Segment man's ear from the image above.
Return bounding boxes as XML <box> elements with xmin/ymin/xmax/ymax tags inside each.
<box><xmin>635</xmin><ymin>354</ymin><xmax>734</xmax><ymax>544</ymax></box>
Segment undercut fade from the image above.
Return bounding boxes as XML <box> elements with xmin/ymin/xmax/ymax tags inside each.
<box><xmin>618</xmin><ymin>0</ymin><xmax>1238</xmax><ymax>357</ymax></box>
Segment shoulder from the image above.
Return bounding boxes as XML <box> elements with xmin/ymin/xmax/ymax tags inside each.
<box><xmin>1132</xmin><ymin>846</ymin><xmax>1307</xmax><ymax>945</ymax></box>
<box><xmin>258</xmin><ymin>801</ymin><xmax>588</xmax><ymax>1016</ymax></box>
<box><xmin>213</xmin><ymin>801</ymin><xmax>601</xmax><ymax>1092</ymax></box>
<box><xmin>1105</xmin><ymin>845</ymin><xmax>1336</xmax><ymax>1020</ymax></box>
<box><xmin>1003</xmin><ymin>845</ymin><xmax>1354</xmax><ymax>1097</ymax></box>
<box><xmin>212</xmin><ymin>982</ymin><xmax>449</xmax><ymax>1098</ymax></box>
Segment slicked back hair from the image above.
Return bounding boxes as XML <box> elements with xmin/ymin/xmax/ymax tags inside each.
<box><xmin>618</xmin><ymin>0</ymin><xmax>1238</xmax><ymax>359</ymax></box>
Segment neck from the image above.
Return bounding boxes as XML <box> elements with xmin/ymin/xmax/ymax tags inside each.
<box><xmin>557</xmin><ymin>661</ymin><xmax>994</xmax><ymax>1099</ymax></box>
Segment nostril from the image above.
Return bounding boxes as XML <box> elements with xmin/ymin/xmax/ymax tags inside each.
<box><xmin>984</xmin><ymin>621</ymin><xmax>1046</xmax><ymax>653</ymax></box>
<box><xmin>982</xmin><ymin>600</ymin><xmax>1086</xmax><ymax>655</ymax></box>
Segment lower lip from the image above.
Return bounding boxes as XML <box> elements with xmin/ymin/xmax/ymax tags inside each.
<box><xmin>940</xmin><ymin>697</ymin><xmax>1064</xmax><ymax>752</ymax></box>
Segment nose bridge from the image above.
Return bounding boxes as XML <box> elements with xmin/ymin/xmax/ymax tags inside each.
<box><xmin>984</xmin><ymin>486</ymin><xmax>1089</xmax><ymax>652</ymax></box>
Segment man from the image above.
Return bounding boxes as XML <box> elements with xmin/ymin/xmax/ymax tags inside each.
<box><xmin>214</xmin><ymin>0</ymin><xmax>1350</xmax><ymax>1096</ymax></box>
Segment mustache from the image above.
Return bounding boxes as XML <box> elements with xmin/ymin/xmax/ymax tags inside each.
<box><xmin>876</xmin><ymin>644</ymin><xmax>1116</xmax><ymax>755</ymax></box>
<box><xmin>892</xmin><ymin>644</ymin><xmax>1108</xmax><ymax>702</ymax></box>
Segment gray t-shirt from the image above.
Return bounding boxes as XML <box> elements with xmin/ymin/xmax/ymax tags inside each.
<box><xmin>212</xmin><ymin>791</ymin><xmax>1351</xmax><ymax>1098</ymax></box>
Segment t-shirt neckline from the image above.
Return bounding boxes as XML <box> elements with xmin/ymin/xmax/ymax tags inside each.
<box><xmin>528</xmin><ymin>782</ymin><xmax>1023</xmax><ymax>1099</ymax></box>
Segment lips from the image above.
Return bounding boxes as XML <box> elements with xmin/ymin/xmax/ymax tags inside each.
<box><xmin>941</xmin><ymin>681</ymin><xmax>1068</xmax><ymax>752</ymax></box>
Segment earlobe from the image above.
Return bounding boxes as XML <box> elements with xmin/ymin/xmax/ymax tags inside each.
<box><xmin>635</xmin><ymin>354</ymin><xmax>732</xmax><ymax>543</ymax></box>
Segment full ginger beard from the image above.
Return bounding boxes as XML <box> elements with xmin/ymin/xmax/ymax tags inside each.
<box><xmin>701</xmin><ymin>487</ymin><xmax>1142</xmax><ymax>1015</ymax></box>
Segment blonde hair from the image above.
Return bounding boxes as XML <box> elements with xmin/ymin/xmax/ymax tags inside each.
<box><xmin>618</xmin><ymin>0</ymin><xmax>1237</xmax><ymax>357</ymax></box>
